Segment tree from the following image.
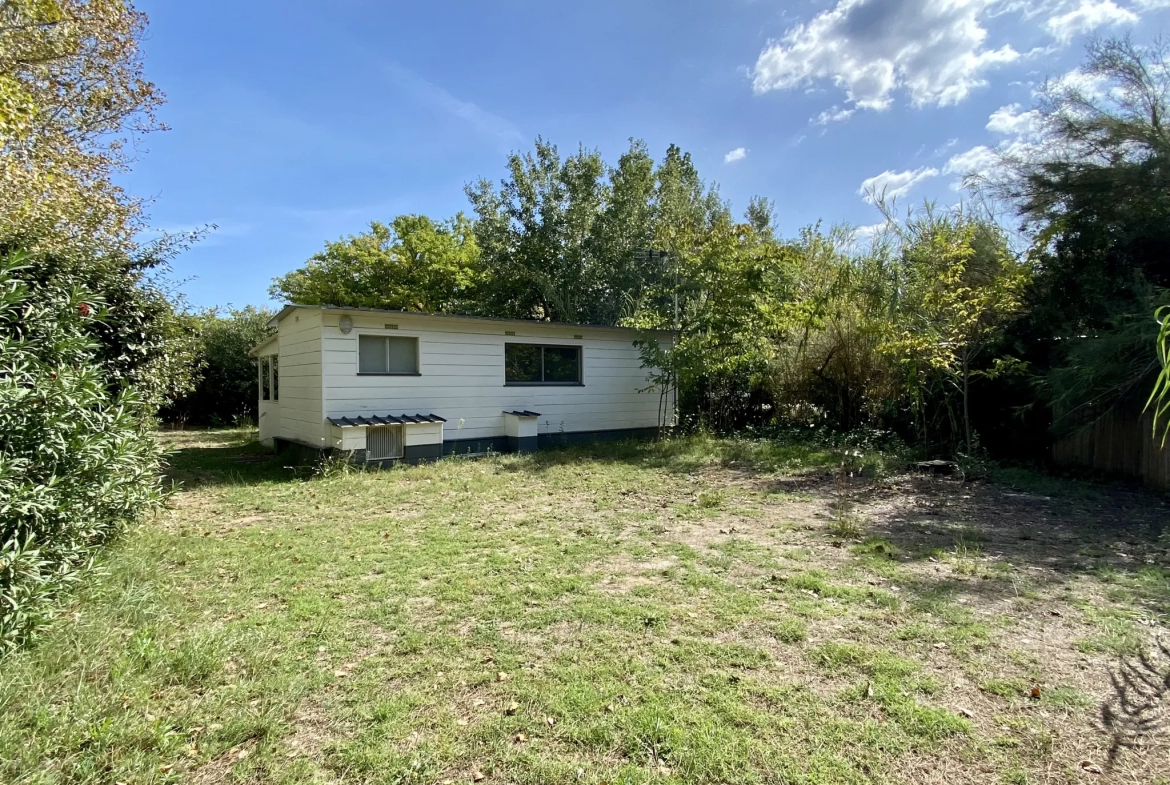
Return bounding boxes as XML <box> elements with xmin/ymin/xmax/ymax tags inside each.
<box><xmin>161</xmin><ymin>307</ymin><xmax>275</xmax><ymax>427</ymax></box>
<box><xmin>465</xmin><ymin>138</ymin><xmax>606</xmax><ymax>322</ymax></box>
<box><xmin>884</xmin><ymin>207</ymin><xmax>1027</xmax><ymax>453</ymax></box>
<box><xmin>1</xmin><ymin>0</ymin><xmax>198</xmax><ymax>415</ymax></box>
<box><xmin>1</xmin><ymin>0</ymin><xmax>163</xmax><ymax>259</ymax></box>
<box><xmin>992</xmin><ymin>36</ymin><xmax>1170</xmax><ymax>434</ymax></box>
<box><xmin>271</xmin><ymin>214</ymin><xmax>480</xmax><ymax>313</ymax></box>
<box><xmin>631</xmin><ymin>212</ymin><xmax>793</xmax><ymax>430</ymax></box>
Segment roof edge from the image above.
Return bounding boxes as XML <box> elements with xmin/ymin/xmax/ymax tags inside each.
<box><xmin>270</xmin><ymin>303</ymin><xmax>676</xmax><ymax>334</ymax></box>
<box><xmin>248</xmin><ymin>334</ymin><xmax>279</xmax><ymax>357</ymax></box>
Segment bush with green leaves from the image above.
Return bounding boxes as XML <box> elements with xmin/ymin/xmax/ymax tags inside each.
<box><xmin>0</xmin><ymin>252</ymin><xmax>163</xmax><ymax>652</ymax></box>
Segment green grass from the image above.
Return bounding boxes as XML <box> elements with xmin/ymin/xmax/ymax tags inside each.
<box><xmin>0</xmin><ymin>429</ymin><xmax>1163</xmax><ymax>784</ymax></box>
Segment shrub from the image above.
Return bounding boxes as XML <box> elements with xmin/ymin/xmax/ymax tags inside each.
<box><xmin>0</xmin><ymin>252</ymin><xmax>163</xmax><ymax>652</ymax></box>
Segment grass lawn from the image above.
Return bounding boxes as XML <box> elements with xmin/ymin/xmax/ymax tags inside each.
<box><xmin>2</xmin><ymin>430</ymin><xmax>1169</xmax><ymax>785</ymax></box>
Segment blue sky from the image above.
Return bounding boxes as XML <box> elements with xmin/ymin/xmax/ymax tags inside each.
<box><xmin>125</xmin><ymin>0</ymin><xmax>1170</xmax><ymax>310</ymax></box>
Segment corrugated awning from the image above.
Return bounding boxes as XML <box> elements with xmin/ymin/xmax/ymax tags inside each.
<box><xmin>503</xmin><ymin>410</ymin><xmax>541</xmax><ymax>418</ymax></box>
<box><xmin>327</xmin><ymin>413</ymin><xmax>446</xmax><ymax>428</ymax></box>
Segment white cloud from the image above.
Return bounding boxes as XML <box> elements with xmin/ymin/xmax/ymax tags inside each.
<box><xmin>1044</xmin><ymin>0</ymin><xmax>1136</xmax><ymax>42</ymax></box>
<box><xmin>853</xmin><ymin>221</ymin><xmax>890</xmax><ymax>242</ymax></box>
<box><xmin>811</xmin><ymin>105</ymin><xmax>856</xmax><ymax>125</ymax></box>
<box><xmin>942</xmin><ymin>145</ymin><xmax>1000</xmax><ymax>187</ymax></box>
<box><xmin>751</xmin><ymin>0</ymin><xmax>1019</xmax><ymax>113</ymax></box>
<box><xmin>858</xmin><ymin>166</ymin><xmax>939</xmax><ymax>203</ymax></box>
<box><xmin>986</xmin><ymin>103</ymin><xmax>1043</xmax><ymax>136</ymax></box>
<box><xmin>1045</xmin><ymin>66</ymin><xmax>1110</xmax><ymax>99</ymax></box>
<box><xmin>941</xmin><ymin>99</ymin><xmax>1050</xmax><ymax>188</ymax></box>
<box><xmin>724</xmin><ymin>147</ymin><xmax>747</xmax><ymax>163</ymax></box>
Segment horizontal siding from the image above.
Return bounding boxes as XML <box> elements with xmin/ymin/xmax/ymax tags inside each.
<box><xmin>318</xmin><ymin>310</ymin><xmax>671</xmax><ymax>441</ymax></box>
<box><xmin>277</xmin><ymin>310</ymin><xmax>325</xmax><ymax>446</ymax></box>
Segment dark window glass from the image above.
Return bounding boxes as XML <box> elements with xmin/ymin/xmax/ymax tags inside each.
<box><xmin>358</xmin><ymin>335</ymin><xmax>418</xmax><ymax>374</ymax></box>
<box><xmin>260</xmin><ymin>357</ymin><xmax>271</xmax><ymax>400</ymax></box>
<box><xmin>543</xmin><ymin>347</ymin><xmax>580</xmax><ymax>382</ymax></box>
<box><xmin>505</xmin><ymin>344</ymin><xmax>542</xmax><ymax>383</ymax></box>
<box><xmin>358</xmin><ymin>335</ymin><xmax>387</xmax><ymax>373</ymax></box>
<box><xmin>505</xmin><ymin>344</ymin><xmax>581</xmax><ymax>384</ymax></box>
<box><xmin>271</xmin><ymin>355</ymin><xmax>279</xmax><ymax>401</ymax></box>
<box><xmin>386</xmin><ymin>337</ymin><xmax>417</xmax><ymax>373</ymax></box>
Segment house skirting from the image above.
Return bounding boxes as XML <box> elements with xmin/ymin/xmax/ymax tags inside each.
<box><xmin>277</xmin><ymin>426</ymin><xmax>661</xmax><ymax>465</ymax></box>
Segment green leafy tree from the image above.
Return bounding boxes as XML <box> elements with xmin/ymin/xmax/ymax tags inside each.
<box><xmin>631</xmin><ymin>212</ymin><xmax>793</xmax><ymax>430</ymax></box>
<box><xmin>1</xmin><ymin>0</ymin><xmax>164</xmax><ymax>259</ymax></box>
<box><xmin>465</xmin><ymin>138</ymin><xmax>606</xmax><ymax>322</ymax></box>
<box><xmin>882</xmin><ymin>207</ymin><xmax>1027</xmax><ymax>453</ymax></box>
<box><xmin>162</xmin><ymin>307</ymin><xmax>275</xmax><ymax>427</ymax></box>
<box><xmin>271</xmin><ymin>214</ymin><xmax>480</xmax><ymax>312</ymax></box>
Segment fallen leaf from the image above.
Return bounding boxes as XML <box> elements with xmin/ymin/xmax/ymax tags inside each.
<box><xmin>334</xmin><ymin>671</ymin><xmax>348</xmax><ymax>678</ymax></box>
<box><xmin>513</xmin><ymin>733</ymin><xmax>528</xmax><ymax>743</ymax></box>
<box><xmin>456</xmin><ymin>718</ymin><xmax>469</xmax><ymax>726</ymax></box>
<box><xmin>957</xmin><ymin>707</ymin><xmax>974</xmax><ymax>718</ymax></box>
<box><xmin>656</xmin><ymin>764</ymin><xmax>672</xmax><ymax>776</ymax></box>
<box><xmin>159</xmin><ymin>765</ymin><xmax>173</xmax><ymax>773</ymax></box>
<box><xmin>1079</xmin><ymin>760</ymin><xmax>1103</xmax><ymax>774</ymax></box>
<box><xmin>545</xmin><ymin>716</ymin><xmax>556</xmax><ymax>727</ymax></box>
<box><xmin>496</xmin><ymin>672</ymin><xmax>510</xmax><ymax>682</ymax></box>
<box><xmin>505</xmin><ymin>701</ymin><xmax>520</xmax><ymax>715</ymax></box>
<box><xmin>1030</xmin><ymin>686</ymin><xmax>1041</xmax><ymax>699</ymax></box>
<box><xmin>472</xmin><ymin>770</ymin><xmax>486</xmax><ymax>782</ymax></box>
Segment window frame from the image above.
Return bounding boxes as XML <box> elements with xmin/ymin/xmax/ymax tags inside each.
<box><xmin>504</xmin><ymin>342</ymin><xmax>584</xmax><ymax>386</ymax></box>
<box><xmin>356</xmin><ymin>333</ymin><xmax>421</xmax><ymax>376</ymax></box>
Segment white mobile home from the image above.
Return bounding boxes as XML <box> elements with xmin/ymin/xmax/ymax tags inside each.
<box><xmin>249</xmin><ymin>305</ymin><xmax>676</xmax><ymax>463</ymax></box>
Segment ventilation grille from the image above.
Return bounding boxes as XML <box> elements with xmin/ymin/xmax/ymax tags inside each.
<box><xmin>366</xmin><ymin>425</ymin><xmax>404</xmax><ymax>460</ymax></box>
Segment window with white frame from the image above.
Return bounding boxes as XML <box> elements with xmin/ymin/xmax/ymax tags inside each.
<box><xmin>259</xmin><ymin>355</ymin><xmax>278</xmax><ymax>400</ymax></box>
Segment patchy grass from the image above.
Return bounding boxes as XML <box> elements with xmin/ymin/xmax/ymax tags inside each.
<box><xmin>1</xmin><ymin>430</ymin><xmax>1168</xmax><ymax>784</ymax></box>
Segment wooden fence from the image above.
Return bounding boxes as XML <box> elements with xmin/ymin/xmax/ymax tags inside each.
<box><xmin>1052</xmin><ymin>409</ymin><xmax>1170</xmax><ymax>490</ymax></box>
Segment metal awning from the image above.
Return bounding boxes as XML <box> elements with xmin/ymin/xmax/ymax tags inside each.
<box><xmin>503</xmin><ymin>410</ymin><xmax>541</xmax><ymax>418</ymax></box>
<box><xmin>327</xmin><ymin>413</ymin><xmax>446</xmax><ymax>428</ymax></box>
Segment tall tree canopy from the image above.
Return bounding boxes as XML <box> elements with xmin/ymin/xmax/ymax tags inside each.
<box><xmin>271</xmin><ymin>214</ymin><xmax>480</xmax><ymax>313</ymax></box>
<box><xmin>993</xmin><ymin>37</ymin><xmax>1170</xmax><ymax>431</ymax></box>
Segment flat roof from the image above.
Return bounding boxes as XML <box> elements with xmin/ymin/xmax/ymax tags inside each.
<box><xmin>267</xmin><ymin>304</ymin><xmax>677</xmax><ymax>334</ymax></box>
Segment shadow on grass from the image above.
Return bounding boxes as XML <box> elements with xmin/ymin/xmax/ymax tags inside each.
<box><xmin>851</xmin><ymin>472</ymin><xmax>1170</xmax><ymax>615</ymax></box>
<box><xmin>159</xmin><ymin>428</ymin><xmax>309</xmax><ymax>488</ymax></box>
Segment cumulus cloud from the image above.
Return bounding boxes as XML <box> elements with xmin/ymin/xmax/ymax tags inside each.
<box><xmin>812</xmin><ymin>106</ymin><xmax>856</xmax><ymax>125</ymax></box>
<box><xmin>751</xmin><ymin>0</ymin><xmax>1019</xmax><ymax>113</ymax></box>
<box><xmin>1044</xmin><ymin>0</ymin><xmax>1136</xmax><ymax>42</ymax></box>
<box><xmin>724</xmin><ymin>147</ymin><xmax>747</xmax><ymax>163</ymax></box>
<box><xmin>986</xmin><ymin>103</ymin><xmax>1043</xmax><ymax>136</ymax></box>
<box><xmin>858</xmin><ymin>166</ymin><xmax>939</xmax><ymax>203</ymax></box>
<box><xmin>942</xmin><ymin>145</ymin><xmax>1000</xmax><ymax>188</ymax></box>
<box><xmin>942</xmin><ymin>100</ymin><xmax>1050</xmax><ymax>187</ymax></box>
